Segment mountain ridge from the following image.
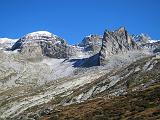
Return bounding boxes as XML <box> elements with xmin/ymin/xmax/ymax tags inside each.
<box><xmin>0</xmin><ymin>27</ymin><xmax>160</xmax><ymax>120</ymax></box>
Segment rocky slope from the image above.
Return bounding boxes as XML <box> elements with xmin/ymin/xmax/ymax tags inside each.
<box><xmin>5</xmin><ymin>53</ymin><xmax>160</xmax><ymax>120</ymax></box>
<box><xmin>38</xmin><ymin>81</ymin><xmax>160</xmax><ymax>120</ymax></box>
<box><xmin>0</xmin><ymin>28</ymin><xmax>160</xmax><ymax>120</ymax></box>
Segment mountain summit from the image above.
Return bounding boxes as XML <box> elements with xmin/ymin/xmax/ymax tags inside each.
<box><xmin>11</xmin><ymin>31</ymin><xmax>68</xmax><ymax>59</ymax></box>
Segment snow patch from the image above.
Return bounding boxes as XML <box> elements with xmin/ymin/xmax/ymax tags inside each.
<box><xmin>149</xmin><ymin>40</ymin><xmax>159</xmax><ymax>43</ymax></box>
<box><xmin>26</xmin><ymin>31</ymin><xmax>54</xmax><ymax>37</ymax></box>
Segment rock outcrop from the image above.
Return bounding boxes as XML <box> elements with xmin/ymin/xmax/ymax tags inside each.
<box><xmin>99</xmin><ymin>27</ymin><xmax>139</xmax><ymax>65</ymax></box>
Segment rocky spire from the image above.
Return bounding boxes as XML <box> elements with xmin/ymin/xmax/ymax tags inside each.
<box><xmin>99</xmin><ymin>27</ymin><xmax>139</xmax><ymax>65</ymax></box>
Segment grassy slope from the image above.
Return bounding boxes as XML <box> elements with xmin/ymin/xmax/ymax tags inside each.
<box><xmin>40</xmin><ymin>82</ymin><xmax>160</xmax><ymax>120</ymax></box>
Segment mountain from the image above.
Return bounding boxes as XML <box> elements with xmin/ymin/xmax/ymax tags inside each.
<box><xmin>0</xmin><ymin>27</ymin><xmax>160</xmax><ymax>120</ymax></box>
<box><xmin>9</xmin><ymin>30</ymin><xmax>160</xmax><ymax>61</ymax></box>
<box><xmin>132</xmin><ymin>34</ymin><xmax>158</xmax><ymax>45</ymax></box>
<box><xmin>132</xmin><ymin>34</ymin><xmax>151</xmax><ymax>45</ymax></box>
<box><xmin>132</xmin><ymin>34</ymin><xmax>160</xmax><ymax>53</ymax></box>
<box><xmin>72</xmin><ymin>27</ymin><xmax>143</xmax><ymax>67</ymax></box>
<box><xmin>10</xmin><ymin>31</ymin><xmax>102</xmax><ymax>60</ymax></box>
<box><xmin>79</xmin><ymin>34</ymin><xmax>102</xmax><ymax>54</ymax></box>
<box><xmin>11</xmin><ymin>31</ymin><xmax>68</xmax><ymax>59</ymax></box>
<box><xmin>66</xmin><ymin>35</ymin><xmax>102</xmax><ymax>60</ymax></box>
<box><xmin>0</xmin><ymin>38</ymin><xmax>17</xmax><ymax>50</ymax></box>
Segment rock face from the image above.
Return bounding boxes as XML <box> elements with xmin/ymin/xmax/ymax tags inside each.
<box><xmin>79</xmin><ymin>35</ymin><xmax>102</xmax><ymax>53</ymax></box>
<box><xmin>20</xmin><ymin>42</ymin><xmax>43</xmax><ymax>61</ymax></box>
<box><xmin>11</xmin><ymin>31</ymin><xmax>68</xmax><ymax>59</ymax></box>
<box><xmin>99</xmin><ymin>27</ymin><xmax>139</xmax><ymax>65</ymax></box>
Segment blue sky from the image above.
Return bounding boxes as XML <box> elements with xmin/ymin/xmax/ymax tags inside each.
<box><xmin>0</xmin><ymin>0</ymin><xmax>159</xmax><ymax>44</ymax></box>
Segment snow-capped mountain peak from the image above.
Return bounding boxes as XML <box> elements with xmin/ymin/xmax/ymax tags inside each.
<box><xmin>0</xmin><ymin>38</ymin><xmax>17</xmax><ymax>44</ymax></box>
<box><xmin>149</xmin><ymin>40</ymin><xmax>158</xmax><ymax>43</ymax></box>
<box><xmin>0</xmin><ymin>38</ymin><xmax>18</xmax><ymax>49</ymax></box>
<box><xmin>24</xmin><ymin>31</ymin><xmax>57</xmax><ymax>39</ymax></box>
<box><xmin>133</xmin><ymin>33</ymin><xmax>159</xmax><ymax>45</ymax></box>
